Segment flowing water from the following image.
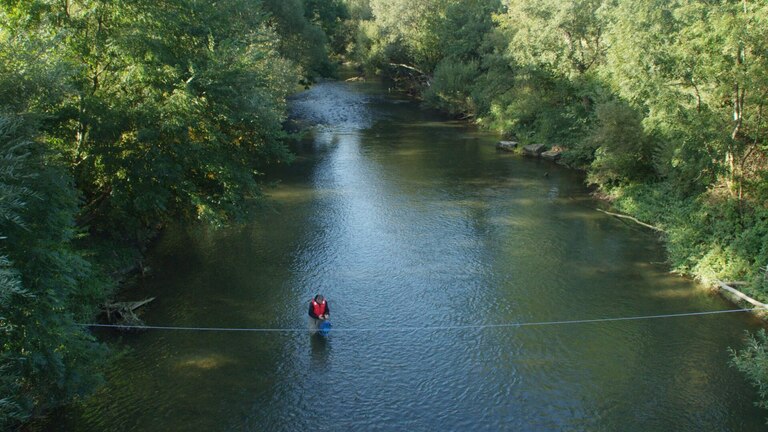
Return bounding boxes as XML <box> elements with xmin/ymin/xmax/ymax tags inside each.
<box><xmin>52</xmin><ymin>79</ymin><xmax>765</xmax><ymax>431</ymax></box>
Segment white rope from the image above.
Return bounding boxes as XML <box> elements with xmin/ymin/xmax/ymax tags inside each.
<box><xmin>77</xmin><ymin>307</ymin><xmax>765</xmax><ymax>333</ymax></box>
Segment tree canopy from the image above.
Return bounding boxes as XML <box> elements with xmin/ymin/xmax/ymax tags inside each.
<box><xmin>0</xmin><ymin>0</ymin><xmax>347</xmax><ymax>428</ymax></box>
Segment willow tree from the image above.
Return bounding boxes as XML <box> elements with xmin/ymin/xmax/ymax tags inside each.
<box><xmin>477</xmin><ymin>0</ymin><xmax>609</xmax><ymax>147</ymax></box>
<box><xmin>0</xmin><ymin>115</ymin><xmax>107</xmax><ymax>430</ymax></box>
<box><xmin>420</xmin><ymin>0</ymin><xmax>501</xmax><ymax>116</ymax></box>
<box><xmin>0</xmin><ymin>73</ymin><xmax>106</xmax><ymax>432</ymax></box>
<box><xmin>603</xmin><ymin>0</ymin><xmax>768</xmax><ymax>198</ymax></box>
<box><xmin>0</xmin><ymin>116</ymin><xmax>36</xmax><ymax>430</ymax></box>
<box><xmin>366</xmin><ymin>0</ymin><xmax>446</xmax><ymax>73</ymax></box>
<box><xmin>498</xmin><ymin>0</ymin><xmax>606</xmax><ymax>78</ymax></box>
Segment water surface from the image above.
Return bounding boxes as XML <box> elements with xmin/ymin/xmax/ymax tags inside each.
<box><xmin>55</xmin><ymin>80</ymin><xmax>765</xmax><ymax>431</ymax></box>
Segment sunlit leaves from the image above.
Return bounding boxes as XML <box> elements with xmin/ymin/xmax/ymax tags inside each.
<box><xmin>601</xmin><ymin>0</ymin><xmax>768</xmax><ymax>194</ymax></box>
<box><xmin>732</xmin><ymin>330</ymin><xmax>768</xmax><ymax>411</ymax></box>
<box><xmin>497</xmin><ymin>0</ymin><xmax>606</xmax><ymax>78</ymax></box>
<box><xmin>27</xmin><ymin>0</ymin><xmax>306</xmax><ymax>237</ymax></box>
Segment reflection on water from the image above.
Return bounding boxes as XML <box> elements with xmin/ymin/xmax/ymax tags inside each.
<box><xmin>310</xmin><ymin>334</ymin><xmax>331</xmax><ymax>368</ymax></box>
<box><xmin>48</xmin><ymin>79</ymin><xmax>766</xmax><ymax>431</ymax></box>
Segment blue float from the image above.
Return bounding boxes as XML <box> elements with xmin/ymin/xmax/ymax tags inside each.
<box><xmin>318</xmin><ymin>320</ymin><xmax>332</xmax><ymax>336</ymax></box>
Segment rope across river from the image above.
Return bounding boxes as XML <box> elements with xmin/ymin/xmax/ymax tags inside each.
<box><xmin>77</xmin><ymin>307</ymin><xmax>765</xmax><ymax>333</ymax></box>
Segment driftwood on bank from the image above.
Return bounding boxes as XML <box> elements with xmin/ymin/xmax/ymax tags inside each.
<box><xmin>596</xmin><ymin>209</ymin><xmax>664</xmax><ymax>233</ymax></box>
<box><xmin>102</xmin><ymin>297</ymin><xmax>155</xmax><ymax>328</ymax></box>
<box><xmin>716</xmin><ymin>281</ymin><xmax>768</xmax><ymax>310</ymax></box>
<box><xmin>593</xmin><ymin>210</ymin><xmax>767</xmax><ymax>313</ymax></box>
<box><xmin>387</xmin><ymin>62</ymin><xmax>427</xmax><ymax>76</ymax></box>
<box><xmin>387</xmin><ymin>63</ymin><xmax>431</xmax><ymax>89</ymax></box>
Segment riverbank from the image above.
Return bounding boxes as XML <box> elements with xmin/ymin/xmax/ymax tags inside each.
<box><xmin>399</xmin><ymin>68</ymin><xmax>768</xmax><ymax>316</ymax></box>
<box><xmin>500</xmin><ymin>142</ymin><xmax>768</xmax><ymax>316</ymax></box>
<box><xmin>344</xmin><ymin>0</ymin><xmax>768</xmax><ymax>317</ymax></box>
<box><xmin>375</xmin><ymin>70</ymin><xmax>768</xmax><ymax>318</ymax></box>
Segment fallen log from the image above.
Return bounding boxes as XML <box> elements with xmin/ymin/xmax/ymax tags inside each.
<box><xmin>723</xmin><ymin>281</ymin><xmax>749</xmax><ymax>286</ymax></box>
<box><xmin>596</xmin><ymin>209</ymin><xmax>664</xmax><ymax>233</ymax></box>
<box><xmin>387</xmin><ymin>62</ymin><xmax>427</xmax><ymax>76</ymax></box>
<box><xmin>716</xmin><ymin>281</ymin><xmax>768</xmax><ymax>310</ymax></box>
<box><xmin>101</xmin><ymin>297</ymin><xmax>155</xmax><ymax>329</ymax></box>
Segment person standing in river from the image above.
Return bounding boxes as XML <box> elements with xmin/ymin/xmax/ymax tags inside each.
<box><xmin>308</xmin><ymin>294</ymin><xmax>330</xmax><ymax>332</ymax></box>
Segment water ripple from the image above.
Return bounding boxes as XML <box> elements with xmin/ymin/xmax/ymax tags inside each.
<box><xmin>46</xmin><ymin>80</ymin><xmax>767</xmax><ymax>432</ymax></box>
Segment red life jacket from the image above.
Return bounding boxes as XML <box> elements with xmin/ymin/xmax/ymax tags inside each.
<box><xmin>312</xmin><ymin>300</ymin><xmax>327</xmax><ymax>317</ymax></box>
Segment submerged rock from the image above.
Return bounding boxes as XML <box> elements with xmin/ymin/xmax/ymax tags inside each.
<box><xmin>496</xmin><ymin>140</ymin><xmax>518</xmax><ymax>151</ymax></box>
<box><xmin>522</xmin><ymin>144</ymin><xmax>546</xmax><ymax>157</ymax></box>
<box><xmin>541</xmin><ymin>150</ymin><xmax>562</xmax><ymax>161</ymax></box>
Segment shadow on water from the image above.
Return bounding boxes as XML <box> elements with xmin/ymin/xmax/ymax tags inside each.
<box><xmin>310</xmin><ymin>333</ymin><xmax>331</xmax><ymax>367</ymax></box>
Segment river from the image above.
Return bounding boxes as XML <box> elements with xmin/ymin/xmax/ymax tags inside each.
<box><xmin>51</xmin><ymin>79</ymin><xmax>765</xmax><ymax>431</ymax></box>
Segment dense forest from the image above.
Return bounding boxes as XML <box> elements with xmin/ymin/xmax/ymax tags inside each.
<box><xmin>0</xmin><ymin>0</ymin><xmax>349</xmax><ymax>427</ymax></box>
<box><xmin>2</xmin><ymin>0</ymin><xmax>768</xmax><ymax>428</ymax></box>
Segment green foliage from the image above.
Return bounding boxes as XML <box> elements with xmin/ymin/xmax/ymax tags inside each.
<box><xmin>8</xmin><ymin>0</ymin><xmax>305</xmax><ymax>242</ymax></box>
<box><xmin>352</xmin><ymin>0</ymin><xmax>500</xmax><ymax>85</ymax></box>
<box><xmin>343</xmin><ymin>0</ymin><xmax>373</xmax><ymax>20</ymax></box>
<box><xmin>262</xmin><ymin>0</ymin><xmax>344</xmax><ymax>79</ymax></box>
<box><xmin>437</xmin><ymin>0</ymin><xmax>500</xmax><ymax>62</ymax></box>
<box><xmin>419</xmin><ymin>0</ymin><xmax>501</xmax><ymax>116</ymax></box>
<box><xmin>601</xmin><ymin>0</ymin><xmax>768</xmax><ymax>195</ymax></box>
<box><xmin>468</xmin><ymin>29</ymin><xmax>515</xmax><ymax>116</ymax></box>
<box><xmin>0</xmin><ymin>117</ymin><xmax>35</xmax><ymax>429</ymax></box>
<box><xmin>497</xmin><ymin>0</ymin><xmax>607</xmax><ymax>78</ymax></box>
<box><xmin>479</xmin><ymin>67</ymin><xmax>590</xmax><ymax>147</ymax></box>
<box><xmin>304</xmin><ymin>0</ymin><xmax>351</xmax><ymax>59</ymax></box>
<box><xmin>609</xmin><ymin>181</ymin><xmax>768</xmax><ymax>300</ymax></box>
<box><xmin>423</xmin><ymin>58</ymin><xmax>479</xmax><ymax>116</ymax></box>
<box><xmin>0</xmin><ymin>113</ymin><xmax>108</xmax><ymax>430</ymax></box>
<box><xmin>583</xmin><ymin>100</ymin><xmax>654</xmax><ymax>185</ymax></box>
<box><xmin>732</xmin><ymin>330</ymin><xmax>768</xmax><ymax>414</ymax></box>
<box><xmin>1</xmin><ymin>0</ymin><xmax>342</xmax><ymax>427</ymax></box>
<box><xmin>367</xmin><ymin>0</ymin><xmax>443</xmax><ymax>71</ymax></box>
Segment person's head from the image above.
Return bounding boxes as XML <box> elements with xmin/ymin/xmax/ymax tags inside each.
<box><xmin>314</xmin><ymin>294</ymin><xmax>324</xmax><ymax>303</ymax></box>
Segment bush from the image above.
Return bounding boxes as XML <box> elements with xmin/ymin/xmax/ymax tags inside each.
<box><xmin>423</xmin><ymin>58</ymin><xmax>480</xmax><ymax>116</ymax></box>
<box><xmin>476</xmin><ymin>68</ymin><xmax>589</xmax><ymax>145</ymax></box>
<box><xmin>584</xmin><ymin>100</ymin><xmax>654</xmax><ymax>186</ymax></box>
<box><xmin>732</xmin><ymin>330</ymin><xmax>768</xmax><ymax>415</ymax></box>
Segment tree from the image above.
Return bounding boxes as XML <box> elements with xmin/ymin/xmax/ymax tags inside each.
<box><xmin>262</xmin><ymin>0</ymin><xmax>341</xmax><ymax>79</ymax></box>
<box><xmin>497</xmin><ymin>0</ymin><xmax>607</xmax><ymax>79</ymax></box>
<box><xmin>0</xmin><ymin>116</ymin><xmax>36</xmax><ymax>429</ymax></box>
<box><xmin>4</xmin><ymin>0</ymin><xmax>301</xmax><ymax>243</ymax></box>
<box><xmin>602</xmin><ymin>0</ymin><xmax>768</xmax><ymax>198</ymax></box>
<box><xmin>0</xmin><ymin>113</ymin><xmax>108</xmax><ymax>429</ymax></box>
<box><xmin>0</xmin><ymin>0</ymin><xmax>342</xmax><ymax>426</ymax></box>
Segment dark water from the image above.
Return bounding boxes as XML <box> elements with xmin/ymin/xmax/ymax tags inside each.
<box><xmin>53</xmin><ymin>80</ymin><xmax>765</xmax><ymax>431</ymax></box>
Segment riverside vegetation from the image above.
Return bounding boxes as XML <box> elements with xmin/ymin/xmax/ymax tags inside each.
<box><xmin>0</xmin><ymin>0</ymin><xmax>349</xmax><ymax>428</ymax></box>
<box><xmin>2</xmin><ymin>0</ymin><xmax>768</xmax><ymax>428</ymax></box>
<box><xmin>343</xmin><ymin>0</ymin><xmax>768</xmax><ymax>416</ymax></box>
